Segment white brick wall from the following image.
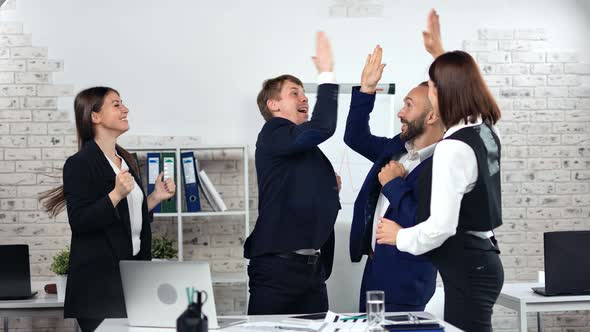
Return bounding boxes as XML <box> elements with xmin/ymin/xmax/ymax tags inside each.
<box><xmin>475</xmin><ymin>28</ymin><xmax>590</xmax><ymax>331</ymax></box>
<box><xmin>0</xmin><ymin>19</ymin><xmax>74</xmax><ymax>332</ymax></box>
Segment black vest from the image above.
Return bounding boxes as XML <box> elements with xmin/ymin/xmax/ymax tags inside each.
<box><xmin>417</xmin><ymin>123</ymin><xmax>502</xmax><ymax>232</ymax></box>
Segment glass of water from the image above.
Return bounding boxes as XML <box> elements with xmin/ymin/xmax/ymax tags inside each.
<box><xmin>366</xmin><ymin>290</ymin><xmax>385</xmax><ymax>330</ymax></box>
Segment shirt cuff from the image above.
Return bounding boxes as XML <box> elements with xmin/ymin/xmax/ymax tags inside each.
<box><xmin>396</xmin><ymin>227</ymin><xmax>412</xmax><ymax>253</ymax></box>
<box><xmin>318</xmin><ymin>72</ymin><xmax>335</xmax><ymax>85</ymax></box>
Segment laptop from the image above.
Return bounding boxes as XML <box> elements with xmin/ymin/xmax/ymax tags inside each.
<box><xmin>532</xmin><ymin>231</ymin><xmax>590</xmax><ymax>296</ymax></box>
<box><xmin>120</xmin><ymin>260</ymin><xmax>246</xmax><ymax>329</ymax></box>
<box><xmin>0</xmin><ymin>244</ymin><xmax>37</xmax><ymax>300</ymax></box>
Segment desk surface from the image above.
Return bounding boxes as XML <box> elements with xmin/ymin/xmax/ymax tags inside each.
<box><xmin>497</xmin><ymin>282</ymin><xmax>590</xmax><ymax>332</ymax></box>
<box><xmin>0</xmin><ymin>281</ymin><xmax>63</xmax><ymax>309</ymax></box>
<box><xmin>0</xmin><ymin>295</ymin><xmax>62</xmax><ymax>309</ymax></box>
<box><xmin>96</xmin><ymin>314</ymin><xmax>462</xmax><ymax>332</ymax></box>
<box><xmin>500</xmin><ymin>283</ymin><xmax>590</xmax><ymax>304</ymax></box>
<box><xmin>0</xmin><ymin>286</ymin><xmax>64</xmax><ymax>320</ymax></box>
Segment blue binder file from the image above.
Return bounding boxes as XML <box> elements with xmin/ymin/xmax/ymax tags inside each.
<box><xmin>181</xmin><ymin>152</ymin><xmax>202</xmax><ymax>212</ymax></box>
<box><xmin>147</xmin><ymin>152</ymin><xmax>161</xmax><ymax>213</ymax></box>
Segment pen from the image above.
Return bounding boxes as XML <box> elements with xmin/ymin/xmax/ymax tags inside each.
<box><xmin>276</xmin><ymin>326</ymin><xmax>317</xmax><ymax>332</ymax></box>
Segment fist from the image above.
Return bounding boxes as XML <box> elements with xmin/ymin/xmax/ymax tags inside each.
<box><xmin>114</xmin><ymin>169</ymin><xmax>135</xmax><ymax>199</ymax></box>
<box><xmin>153</xmin><ymin>172</ymin><xmax>176</xmax><ymax>201</ymax></box>
<box><xmin>377</xmin><ymin>161</ymin><xmax>406</xmax><ymax>186</ymax></box>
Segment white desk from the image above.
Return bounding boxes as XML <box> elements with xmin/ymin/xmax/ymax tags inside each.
<box><xmin>497</xmin><ymin>283</ymin><xmax>590</xmax><ymax>332</ymax></box>
<box><xmin>96</xmin><ymin>313</ymin><xmax>462</xmax><ymax>332</ymax></box>
<box><xmin>0</xmin><ymin>292</ymin><xmax>64</xmax><ymax>332</ymax></box>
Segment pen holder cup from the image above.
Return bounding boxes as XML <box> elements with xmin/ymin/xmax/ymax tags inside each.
<box><xmin>177</xmin><ymin>290</ymin><xmax>208</xmax><ymax>332</ymax></box>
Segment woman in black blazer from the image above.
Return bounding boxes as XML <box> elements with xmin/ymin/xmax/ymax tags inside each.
<box><xmin>41</xmin><ymin>87</ymin><xmax>175</xmax><ymax>332</ymax></box>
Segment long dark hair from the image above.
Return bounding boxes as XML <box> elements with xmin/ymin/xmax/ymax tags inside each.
<box><xmin>40</xmin><ymin>87</ymin><xmax>139</xmax><ymax>217</ymax></box>
<box><xmin>428</xmin><ymin>51</ymin><xmax>501</xmax><ymax>128</ymax></box>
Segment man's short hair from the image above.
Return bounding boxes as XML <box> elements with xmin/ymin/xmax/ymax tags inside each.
<box><xmin>256</xmin><ymin>74</ymin><xmax>303</xmax><ymax>121</ymax></box>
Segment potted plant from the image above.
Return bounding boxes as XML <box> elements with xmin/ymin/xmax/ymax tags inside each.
<box><xmin>151</xmin><ymin>235</ymin><xmax>178</xmax><ymax>260</ymax></box>
<box><xmin>50</xmin><ymin>247</ymin><xmax>69</xmax><ymax>302</ymax></box>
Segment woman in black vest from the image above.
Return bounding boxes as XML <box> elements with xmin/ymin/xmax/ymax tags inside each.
<box><xmin>376</xmin><ymin>50</ymin><xmax>504</xmax><ymax>332</ymax></box>
<box><xmin>40</xmin><ymin>87</ymin><xmax>176</xmax><ymax>332</ymax></box>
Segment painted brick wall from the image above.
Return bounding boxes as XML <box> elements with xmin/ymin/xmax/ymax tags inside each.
<box><xmin>470</xmin><ymin>28</ymin><xmax>590</xmax><ymax>331</ymax></box>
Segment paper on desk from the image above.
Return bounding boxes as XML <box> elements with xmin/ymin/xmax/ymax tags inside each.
<box><xmin>223</xmin><ymin>320</ymin><xmax>324</xmax><ymax>332</ymax></box>
<box><xmin>322</xmin><ymin>311</ymin><xmax>367</xmax><ymax>332</ymax></box>
<box><xmin>223</xmin><ymin>311</ymin><xmax>367</xmax><ymax>332</ymax></box>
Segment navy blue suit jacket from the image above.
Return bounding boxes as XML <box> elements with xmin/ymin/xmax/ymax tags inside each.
<box><xmin>244</xmin><ymin>83</ymin><xmax>341</xmax><ymax>278</ymax></box>
<box><xmin>344</xmin><ymin>87</ymin><xmax>436</xmax><ymax>308</ymax></box>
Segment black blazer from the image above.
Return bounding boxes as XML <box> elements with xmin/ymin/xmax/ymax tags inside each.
<box><xmin>244</xmin><ymin>83</ymin><xmax>341</xmax><ymax>278</ymax></box>
<box><xmin>62</xmin><ymin>139</ymin><xmax>151</xmax><ymax>319</ymax></box>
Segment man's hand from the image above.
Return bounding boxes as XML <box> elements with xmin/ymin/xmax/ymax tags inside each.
<box><xmin>375</xmin><ymin>217</ymin><xmax>403</xmax><ymax>246</ymax></box>
<box><xmin>422</xmin><ymin>9</ymin><xmax>444</xmax><ymax>58</ymax></box>
<box><xmin>377</xmin><ymin>160</ymin><xmax>406</xmax><ymax>186</ymax></box>
<box><xmin>312</xmin><ymin>31</ymin><xmax>334</xmax><ymax>73</ymax></box>
<box><xmin>360</xmin><ymin>45</ymin><xmax>386</xmax><ymax>94</ymax></box>
<box><xmin>335</xmin><ymin>173</ymin><xmax>342</xmax><ymax>193</ymax></box>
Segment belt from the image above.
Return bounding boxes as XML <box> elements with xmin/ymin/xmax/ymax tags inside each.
<box><xmin>273</xmin><ymin>252</ymin><xmax>320</xmax><ymax>265</ymax></box>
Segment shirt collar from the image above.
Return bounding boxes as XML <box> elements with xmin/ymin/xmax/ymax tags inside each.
<box><xmin>404</xmin><ymin>140</ymin><xmax>437</xmax><ymax>162</ymax></box>
<box><xmin>443</xmin><ymin>116</ymin><xmax>483</xmax><ymax>139</ymax></box>
<box><xmin>103</xmin><ymin>150</ymin><xmax>128</xmax><ymax>171</ymax></box>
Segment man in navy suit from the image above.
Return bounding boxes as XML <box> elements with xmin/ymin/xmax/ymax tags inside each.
<box><xmin>345</xmin><ymin>43</ymin><xmax>445</xmax><ymax>312</ymax></box>
<box><xmin>244</xmin><ymin>32</ymin><xmax>341</xmax><ymax>315</ymax></box>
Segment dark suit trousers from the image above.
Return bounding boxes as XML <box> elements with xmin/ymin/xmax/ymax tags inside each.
<box><xmin>247</xmin><ymin>254</ymin><xmax>328</xmax><ymax>315</ymax></box>
<box><xmin>431</xmin><ymin>234</ymin><xmax>504</xmax><ymax>332</ymax></box>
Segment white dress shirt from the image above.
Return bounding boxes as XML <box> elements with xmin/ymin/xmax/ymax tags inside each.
<box><xmin>371</xmin><ymin>142</ymin><xmax>437</xmax><ymax>251</ymax></box>
<box><xmin>396</xmin><ymin>117</ymin><xmax>499</xmax><ymax>256</ymax></box>
<box><xmin>105</xmin><ymin>152</ymin><xmax>144</xmax><ymax>256</ymax></box>
<box><xmin>295</xmin><ymin>72</ymin><xmax>336</xmax><ymax>256</ymax></box>
<box><xmin>317</xmin><ymin>72</ymin><xmax>335</xmax><ymax>85</ymax></box>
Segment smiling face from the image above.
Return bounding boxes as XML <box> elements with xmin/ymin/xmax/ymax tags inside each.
<box><xmin>398</xmin><ymin>85</ymin><xmax>430</xmax><ymax>141</ymax></box>
<box><xmin>267</xmin><ymin>80</ymin><xmax>309</xmax><ymax>125</ymax></box>
<box><xmin>91</xmin><ymin>91</ymin><xmax>129</xmax><ymax>136</ymax></box>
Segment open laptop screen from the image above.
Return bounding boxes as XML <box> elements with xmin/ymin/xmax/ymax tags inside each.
<box><xmin>544</xmin><ymin>231</ymin><xmax>590</xmax><ymax>295</ymax></box>
<box><xmin>0</xmin><ymin>244</ymin><xmax>33</xmax><ymax>300</ymax></box>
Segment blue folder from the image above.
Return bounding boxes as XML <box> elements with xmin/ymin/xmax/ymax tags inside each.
<box><xmin>181</xmin><ymin>152</ymin><xmax>202</xmax><ymax>212</ymax></box>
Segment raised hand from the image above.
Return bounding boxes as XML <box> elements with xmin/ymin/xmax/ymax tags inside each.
<box><xmin>152</xmin><ymin>172</ymin><xmax>176</xmax><ymax>201</ymax></box>
<box><xmin>360</xmin><ymin>45</ymin><xmax>386</xmax><ymax>94</ymax></box>
<box><xmin>422</xmin><ymin>9</ymin><xmax>444</xmax><ymax>58</ymax></box>
<box><xmin>311</xmin><ymin>31</ymin><xmax>334</xmax><ymax>73</ymax></box>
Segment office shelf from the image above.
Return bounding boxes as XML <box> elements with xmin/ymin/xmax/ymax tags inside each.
<box><xmin>128</xmin><ymin>145</ymin><xmax>250</xmax><ymax>286</ymax></box>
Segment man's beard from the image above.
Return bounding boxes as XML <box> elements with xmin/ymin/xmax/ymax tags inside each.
<box><xmin>400</xmin><ymin>112</ymin><xmax>427</xmax><ymax>141</ymax></box>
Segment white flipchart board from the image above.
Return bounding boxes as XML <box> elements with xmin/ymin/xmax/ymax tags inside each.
<box><xmin>305</xmin><ymin>83</ymin><xmax>396</xmax><ymax>312</ymax></box>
